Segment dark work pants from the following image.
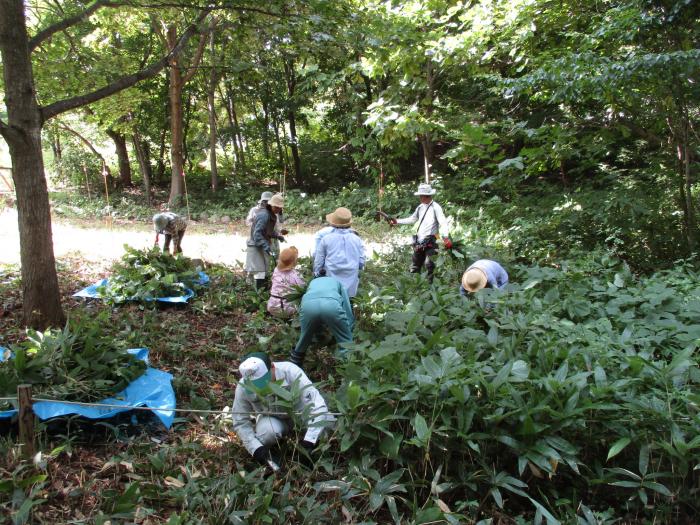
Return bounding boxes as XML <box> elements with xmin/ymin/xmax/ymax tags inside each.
<box><xmin>163</xmin><ymin>230</ymin><xmax>185</xmax><ymax>254</ymax></box>
<box><xmin>410</xmin><ymin>244</ymin><xmax>437</xmax><ymax>281</ymax></box>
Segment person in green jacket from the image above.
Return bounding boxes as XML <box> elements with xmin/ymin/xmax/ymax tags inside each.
<box><xmin>289</xmin><ymin>277</ymin><xmax>354</xmax><ymax>367</ymax></box>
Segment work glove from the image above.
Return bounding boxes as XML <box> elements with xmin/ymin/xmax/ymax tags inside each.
<box><xmin>443</xmin><ymin>238</ymin><xmax>453</xmax><ymax>249</ymax></box>
<box><xmin>277</xmin><ymin>235</ymin><xmax>286</xmax><ymax>243</ymax></box>
<box><xmin>300</xmin><ymin>439</ymin><xmax>316</xmax><ymax>452</ymax></box>
<box><xmin>280</xmin><ymin>229</ymin><xmax>289</xmax><ymax>235</ymax></box>
<box><xmin>298</xmin><ymin>439</ymin><xmax>318</xmax><ymax>469</ymax></box>
<box><xmin>253</xmin><ymin>445</ymin><xmax>270</xmax><ymax>465</ymax></box>
<box><xmin>389</xmin><ymin>218</ymin><xmax>398</xmax><ymax>226</ymax></box>
<box><xmin>253</xmin><ymin>445</ymin><xmax>282</xmax><ymax>472</ymax></box>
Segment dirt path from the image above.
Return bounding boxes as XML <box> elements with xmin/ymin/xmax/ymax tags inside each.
<box><xmin>0</xmin><ymin>209</ymin><xmax>399</xmax><ymax>267</ymax></box>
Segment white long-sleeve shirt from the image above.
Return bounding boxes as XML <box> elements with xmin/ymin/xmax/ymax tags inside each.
<box><xmin>396</xmin><ymin>201</ymin><xmax>449</xmax><ymax>242</ymax></box>
<box><xmin>232</xmin><ymin>361</ymin><xmax>333</xmax><ymax>455</ymax></box>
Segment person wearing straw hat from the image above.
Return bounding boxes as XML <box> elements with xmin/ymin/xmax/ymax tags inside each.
<box><xmin>460</xmin><ymin>259</ymin><xmax>509</xmax><ymax>295</ymax></box>
<box><xmin>268</xmin><ymin>246</ymin><xmax>305</xmax><ymax>317</ymax></box>
<box><xmin>245</xmin><ymin>193</ymin><xmax>286</xmax><ymax>290</ymax></box>
<box><xmin>246</xmin><ymin>191</ymin><xmax>288</xmax><ymax>256</ymax></box>
<box><xmin>232</xmin><ymin>351</ymin><xmax>334</xmax><ymax>471</ymax></box>
<box><xmin>313</xmin><ymin>207</ymin><xmax>366</xmax><ymax>297</ymax></box>
<box><xmin>153</xmin><ymin>212</ymin><xmax>187</xmax><ymax>254</ymax></box>
<box><xmin>389</xmin><ymin>183</ymin><xmax>451</xmax><ymax>281</ymax></box>
<box><xmin>289</xmin><ymin>276</ymin><xmax>354</xmax><ymax>367</ymax></box>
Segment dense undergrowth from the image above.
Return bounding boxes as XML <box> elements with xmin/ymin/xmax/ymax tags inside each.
<box><xmin>1</xmin><ymin>179</ymin><xmax>699</xmax><ymax>523</ymax></box>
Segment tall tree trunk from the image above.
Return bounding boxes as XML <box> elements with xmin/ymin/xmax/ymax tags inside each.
<box><xmin>51</xmin><ymin>125</ymin><xmax>63</xmax><ymax>181</ymax></box>
<box><xmin>166</xmin><ymin>24</ymin><xmax>185</xmax><ymax>206</ymax></box>
<box><xmin>106</xmin><ymin>128</ymin><xmax>132</xmax><ymax>187</ymax></box>
<box><xmin>132</xmin><ymin>133</ymin><xmax>152</xmax><ymax>204</ymax></box>
<box><xmin>207</xmin><ymin>19</ymin><xmax>219</xmax><ymax>192</ymax></box>
<box><xmin>273</xmin><ymin>115</ymin><xmax>287</xmax><ymax>172</ymax></box>
<box><xmin>166</xmin><ymin>23</ymin><xmax>207</xmax><ymax>206</ymax></box>
<box><xmin>157</xmin><ymin>125</ymin><xmax>167</xmax><ymax>184</ymax></box>
<box><xmin>261</xmin><ymin>100</ymin><xmax>271</xmax><ymax>158</ymax></box>
<box><xmin>284</xmin><ymin>58</ymin><xmax>301</xmax><ymax>184</ymax></box>
<box><xmin>0</xmin><ymin>0</ymin><xmax>65</xmax><ymax>328</ymax></box>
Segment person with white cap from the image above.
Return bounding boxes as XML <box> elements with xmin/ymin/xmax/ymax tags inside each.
<box><xmin>313</xmin><ymin>207</ymin><xmax>366</xmax><ymax>297</ymax></box>
<box><xmin>153</xmin><ymin>212</ymin><xmax>187</xmax><ymax>254</ymax></box>
<box><xmin>245</xmin><ymin>191</ymin><xmax>274</xmax><ymax>226</ymax></box>
<box><xmin>232</xmin><ymin>351</ymin><xmax>333</xmax><ymax>470</ymax></box>
<box><xmin>246</xmin><ymin>191</ymin><xmax>288</xmax><ymax>256</ymax></box>
<box><xmin>389</xmin><ymin>183</ymin><xmax>451</xmax><ymax>281</ymax></box>
<box><xmin>289</xmin><ymin>276</ymin><xmax>354</xmax><ymax>367</ymax></box>
<box><xmin>245</xmin><ymin>193</ymin><xmax>286</xmax><ymax>290</ymax></box>
<box><xmin>460</xmin><ymin>259</ymin><xmax>508</xmax><ymax>295</ymax></box>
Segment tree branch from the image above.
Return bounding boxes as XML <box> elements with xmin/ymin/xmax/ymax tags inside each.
<box><xmin>40</xmin><ymin>10</ymin><xmax>210</xmax><ymax>122</ymax></box>
<box><xmin>0</xmin><ymin>118</ymin><xmax>24</xmax><ymax>145</ymax></box>
<box><xmin>28</xmin><ymin>0</ymin><xmax>122</xmax><ymax>52</ymax></box>
<box><xmin>182</xmin><ymin>27</ymin><xmax>209</xmax><ymax>84</ymax></box>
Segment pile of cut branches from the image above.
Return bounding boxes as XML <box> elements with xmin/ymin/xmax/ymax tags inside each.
<box><xmin>0</xmin><ymin>317</ymin><xmax>147</xmax><ymax>410</ymax></box>
<box><xmin>98</xmin><ymin>246</ymin><xmax>201</xmax><ymax>303</ymax></box>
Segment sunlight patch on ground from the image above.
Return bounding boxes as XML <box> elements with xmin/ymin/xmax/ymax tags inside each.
<box><xmin>0</xmin><ymin>209</ymin><xmax>402</xmax><ymax>265</ymax></box>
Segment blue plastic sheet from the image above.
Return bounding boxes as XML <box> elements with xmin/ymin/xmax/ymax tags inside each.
<box><xmin>73</xmin><ymin>271</ymin><xmax>209</xmax><ymax>303</ymax></box>
<box><xmin>0</xmin><ymin>347</ymin><xmax>175</xmax><ymax>428</ymax></box>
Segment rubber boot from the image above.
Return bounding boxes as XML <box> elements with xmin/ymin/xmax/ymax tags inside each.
<box><xmin>289</xmin><ymin>348</ymin><xmax>305</xmax><ymax>367</ymax></box>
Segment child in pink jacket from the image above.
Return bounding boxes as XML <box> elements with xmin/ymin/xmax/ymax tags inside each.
<box><xmin>267</xmin><ymin>246</ymin><xmax>305</xmax><ymax>317</ymax></box>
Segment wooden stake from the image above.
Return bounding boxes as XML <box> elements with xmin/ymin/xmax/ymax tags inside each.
<box><xmin>102</xmin><ymin>161</ymin><xmax>112</xmax><ymax>230</ymax></box>
<box><xmin>18</xmin><ymin>384</ymin><xmax>35</xmax><ymax>458</ymax></box>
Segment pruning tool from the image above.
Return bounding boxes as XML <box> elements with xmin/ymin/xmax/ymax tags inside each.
<box><xmin>375</xmin><ymin>210</ymin><xmax>396</xmax><ymax>225</ymax></box>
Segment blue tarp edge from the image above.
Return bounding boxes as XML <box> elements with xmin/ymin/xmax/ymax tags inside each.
<box><xmin>73</xmin><ymin>271</ymin><xmax>209</xmax><ymax>303</ymax></box>
<box><xmin>0</xmin><ymin>347</ymin><xmax>175</xmax><ymax>428</ymax></box>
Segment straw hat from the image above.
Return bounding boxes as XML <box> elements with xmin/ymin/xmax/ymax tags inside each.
<box><xmin>414</xmin><ymin>183</ymin><xmax>436</xmax><ymax>196</ymax></box>
<box><xmin>326</xmin><ymin>207</ymin><xmax>352</xmax><ymax>227</ymax></box>
<box><xmin>277</xmin><ymin>246</ymin><xmax>299</xmax><ymax>271</ymax></box>
<box><xmin>462</xmin><ymin>268</ymin><xmax>488</xmax><ymax>292</ymax></box>
<box><xmin>268</xmin><ymin>193</ymin><xmax>284</xmax><ymax>208</ymax></box>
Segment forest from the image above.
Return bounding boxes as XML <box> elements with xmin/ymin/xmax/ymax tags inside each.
<box><xmin>0</xmin><ymin>0</ymin><xmax>698</xmax><ymax>523</ymax></box>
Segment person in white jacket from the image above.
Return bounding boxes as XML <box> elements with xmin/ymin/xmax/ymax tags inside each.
<box><xmin>232</xmin><ymin>352</ymin><xmax>334</xmax><ymax>469</ymax></box>
<box><xmin>390</xmin><ymin>183</ymin><xmax>452</xmax><ymax>281</ymax></box>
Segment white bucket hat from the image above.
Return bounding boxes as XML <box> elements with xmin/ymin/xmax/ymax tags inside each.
<box><xmin>414</xmin><ymin>183</ymin><xmax>436</xmax><ymax>196</ymax></box>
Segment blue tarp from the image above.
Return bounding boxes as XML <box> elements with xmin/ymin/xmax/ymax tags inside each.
<box><xmin>73</xmin><ymin>271</ymin><xmax>209</xmax><ymax>303</ymax></box>
<box><xmin>0</xmin><ymin>347</ymin><xmax>175</xmax><ymax>428</ymax></box>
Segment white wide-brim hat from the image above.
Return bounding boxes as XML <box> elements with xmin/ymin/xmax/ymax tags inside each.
<box><xmin>414</xmin><ymin>183</ymin><xmax>436</xmax><ymax>196</ymax></box>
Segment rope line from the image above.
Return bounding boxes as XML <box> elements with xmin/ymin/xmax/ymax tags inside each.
<box><xmin>1</xmin><ymin>397</ymin><xmax>342</xmax><ymax>417</ymax></box>
<box><xmin>1</xmin><ymin>396</ymin><xmax>695</xmax><ymax>423</ymax></box>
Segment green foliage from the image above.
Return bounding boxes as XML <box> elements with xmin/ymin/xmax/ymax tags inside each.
<box><xmin>98</xmin><ymin>246</ymin><xmax>202</xmax><ymax>304</ymax></box>
<box><xmin>334</xmin><ymin>249</ymin><xmax>700</xmax><ymax>521</ymax></box>
<box><xmin>0</xmin><ymin>315</ymin><xmax>146</xmax><ymax>407</ymax></box>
